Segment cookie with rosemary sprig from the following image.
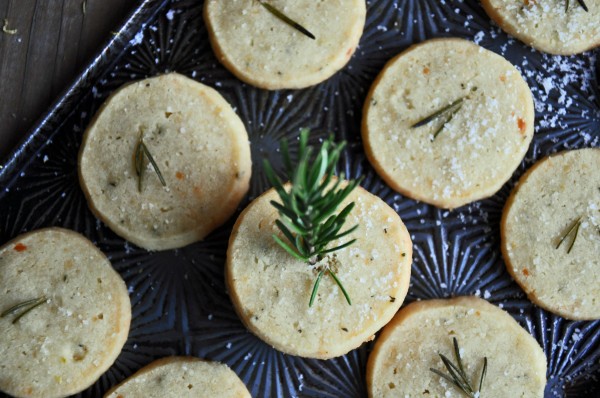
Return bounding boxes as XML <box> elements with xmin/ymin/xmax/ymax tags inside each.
<box><xmin>226</xmin><ymin>129</ymin><xmax>412</xmax><ymax>359</ymax></box>
<box><xmin>481</xmin><ymin>0</ymin><xmax>600</xmax><ymax>55</ymax></box>
<box><xmin>362</xmin><ymin>38</ymin><xmax>534</xmax><ymax>209</ymax></box>
<box><xmin>0</xmin><ymin>228</ymin><xmax>131</xmax><ymax>398</ymax></box>
<box><xmin>203</xmin><ymin>0</ymin><xmax>366</xmax><ymax>89</ymax></box>
<box><xmin>78</xmin><ymin>73</ymin><xmax>251</xmax><ymax>251</ymax></box>
<box><xmin>367</xmin><ymin>297</ymin><xmax>547</xmax><ymax>398</ymax></box>
<box><xmin>502</xmin><ymin>148</ymin><xmax>600</xmax><ymax>320</ymax></box>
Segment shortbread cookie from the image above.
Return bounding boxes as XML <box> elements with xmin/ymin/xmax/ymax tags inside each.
<box><xmin>0</xmin><ymin>228</ymin><xmax>131</xmax><ymax>398</ymax></box>
<box><xmin>204</xmin><ymin>0</ymin><xmax>366</xmax><ymax>89</ymax></box>
<box><xmin>79</xmin><ymin>73</ymin><xmax>252</xmax><ymax>251</ymax></box>
<box><xmin>362</xmin><ymin>38</ymin><xmax>534</xmax><ymax>209</ymax></box>
<box><xmin>104</xmin><ymin>357</ymin><xmax>250</xmax><ymax>398</ymax></box>
<box><xmin>502</xmin><ymin>148</ymin><xmax>600</xmax><ymax>320</ymax></box>
<box><xmin>367</xmin><ymin>297</ymin><xmax>547</xmax><ymax>398</ymax></box>
<box><xmin>481</xmin><ymin>0</ymin><xmax>600</xmax><ymax>55</ymax></box>
<box><xmin>226</xmin><ymin>183</ymin><xmax>412</xmax><ymax>359</ymax></box>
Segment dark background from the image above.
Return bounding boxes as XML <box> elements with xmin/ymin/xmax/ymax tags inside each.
<box><xmin>0</xmin><ymin>0</ymin><xmax>136</xmax><ymax>162</ymax></box>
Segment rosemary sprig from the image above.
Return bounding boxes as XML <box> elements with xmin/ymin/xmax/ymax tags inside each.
<box><xmin>430</xmin><ymin>337</ymin><xmax>488</xmax><ymax>398</ymax></box>
<box><xmin>556</xmin><ymin>216</ymin><xmax>582</xmax><ymax>254</ymax></box>
<box><xmin>258</xmin><ymin>2</ymin><xmax>315</xmax><ymax>40</ymax></box>
<box><xmin>1</xmin><ymin>296</ymin><xmax>48</xmax><ymax>324</ymax></box>
<box><xmin>264</xmin><ymin>129</ymin><xmax>362</xmax><ymax>307</ymax></box>
<box><xmin>134</xmin><ymin>133</ymin><xmax>166</xmax><ymax>193</ymax></box>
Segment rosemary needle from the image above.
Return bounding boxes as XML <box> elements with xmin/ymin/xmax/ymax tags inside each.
<box><xmin>134</xmin><ymin>133</ymin><xmax>166</xmax><ymax>193</ymax></box>
<box><xmin>1</xmin><ymin>296</ymin><xmax>48</xmax><ymax>324</ymax></box>
<box><xmin>309</xmin><ymin>270</ymin><xmax>325</xmax><ymax>307</ymax></box>
<box><xmin>576</xmin><ymin>0</ymin><xmax>589</xmax><ymax>12</ymax></box>
<box><xmin>411</xmin><ymin>97</ymin><xmax>465</xmax><ymax>128</ymax></box>
<box><xmin>566</xmin><ymin>0</ymin><xmax>589</xmax><ymax>12</ymax></box>
<box><xmin>432</xmin><ymin>102</ymin><xmax>463</xmax><ymax>141</ymax></box>
<box><xmin>556</xmin><ymin>216</ymin><xmax>582</xmax><ymax>254</ymax></box>
<box><xmin>430</xmin><ymin>337</ymin><xmax>487</xmax><ymax>398</ymax></box>
<box><xmin>259</xmin><ymin>2</ymin><xmax>316</xmax><ymax>40</ymax></box>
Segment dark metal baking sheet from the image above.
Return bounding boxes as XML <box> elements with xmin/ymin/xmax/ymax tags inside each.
<box><xmin>0</xmin><ymin>0</ymin><xmax>599</xmax><ymax>397</ymax></box>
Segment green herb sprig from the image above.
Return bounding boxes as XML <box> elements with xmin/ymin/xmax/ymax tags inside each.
<box><xmin>258</xmin><ymin>1</ymin><xmax>315</xmax><ymax>40</ymax></box>
<box><xmin>430</xmin><ymin>337</ymin><xmax>488</xmax><ymax>398</ymax></box>
<box><xmin>134</xmin><ymin>133</ymin><xmax>166</xmax><ymax>193</ymax></box>
<box><xmin>556</xmin><ymin>216</ymin><xmax>582</xmax><ymax>254</ymax></box>
<box><xmin>263</xmin><ymin>129</ymin><xmax>362</xmax><ymax>307</ymax></box>
<box><xmin>1</xmin><ymin>296</ymin><xmax>48</xmax><ymax>324</ymax></box>
<box><xmin>411</xmin><ymin>88</ymin><xmax>477</xmax><ymax>141</ymax></box>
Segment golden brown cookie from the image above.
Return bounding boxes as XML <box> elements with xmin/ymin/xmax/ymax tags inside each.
<box><xmin>79</xmin><ymin>73</ymin><xmax>252</xmax><ymax>251</ymax></box>
<box><xmin>226</xmin><ymin>183</ymin><xmax>412</xmax><ymax>359</ymax></box>
<box><xmin>204</xmin><ymin>0</ymin><xmax>366</xmax><ymax>89</ymax></box>
<box><xmin>502</xmin><ymin>148</ymin><xmax>600</xmax><ymax>320</ymax></box>
<box><xmin>0</xmin><ymin>228</ymin><xmax>131</xmax><ymax>398</ymax></box>
<box><xmin>362</xmin><ymin>38</ymin><xmax>534</xmax><ymax>209</ymax></box>
<box><xmin>481</xmin><ymin>0</ymin><xmax>600</xmax><ymax>55</ymax></box>
<box><xmin>367</xmin><ymin>297</ymin><xmax>547</xmax><ymax>398</ymax></box>
<box><xmin>104</xmin><ymin>357</ymin><xmax>250</xmax><ymax>398</ymax></box>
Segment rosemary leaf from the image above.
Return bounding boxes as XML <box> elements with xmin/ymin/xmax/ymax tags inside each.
<box><xmin>275</xmin><ymin>219</ymin><xmax>297</xmax><ymax>247</ymax></box>
<box><xmin>430</xmin><ymin>338</ymin><xmax>487</xmax><ymax>398</ymax></box>
<box><xmin>566</xmin><ymin>219</ymin><xmax>582</xmax><ymax>254</ymax></box>
<box><xmin>432</xmin><ymin>103</ymin><xmax>463</xmax><ymax>141</ymax></box>
<box><xmin>273</xmin><ymin>235</ymin><xmax>307</xmax><ymax>261</ymax></box>
<box><xmin>1</xmin><ymin>297</ymin><xmax>44</xmax><ymax>318</ymax></box>
<box><xmin>134</xmin><ymin>136</ymin><xmax>144</xmax><ymax>192</ymax></box>
<box><xmin>411</xmin><ymin>97</ymin><xmax>464</xmax><ymax>128</ymax></box>
<box><xmin>329</xmin><ymin>270</ymin><xmax>351</xmax><ymax>305</ymax></box>
<box><xmin>309</xmin><ymin>270</ymin><xmax>325</xmax><ymax>307</ymax></box>
<box><xmin>12</xmin><ymin>298</ymin><xmax>47</xmax><ymax>324</ymax></box>
<box><xmin>575</xmin><ymin>0</ymin><xmax>589</xmax><ymax>11</ymax></box>
<box><xmin>566</xmin><ymin>0</ymin><xmax>589</xmax><ymax>12</ymax></box>
<box><xmin>453</xmin><ymin>337</ymin><xmax>469</xmax><ymax>387</ymax></box>
<box><xmin>134</xmin><ymin>134</ymin><xmax>166</xmax><ymax>193</ymax></box>
<box><xmin>259</xmin><ymin>2</ymin><xmax>316</xmax><ymax>40</ymax></box>
<box><xmin>479</xmin><ymin>357</ymin><xmax>488</xmax><ymax>394</ymax></box>
<box><xmin>439</xmin><ymin>354</ymin><xmax>473</xmax><ymax>395</ymax></box>
<box><xmin>324</xmin><ymin>223</ymin><xmax>359</xmax><ymax>243</ymax></box>
<box><xmin>556</xmin><ymin>216</ymin><xmax>582</xmax><ymax>253</ymax></box>
<box><xmin>2</xmin><ymin>297</ymin><xmax>48</xmax><ymax>324</ymax></box>
<box><xmin>430</xmin><ymin>368</ymin><xmax>458</xmax><ymax>387</ymax></box>
<box><xmin>319</xmin><ymin>238</ymin><xmax>357</xmax><ymax>255</ymax></box>
<box><xmin>141</xmin><ymin>142</ymin><xmax>166</xmax><ymax>187</ymax></box>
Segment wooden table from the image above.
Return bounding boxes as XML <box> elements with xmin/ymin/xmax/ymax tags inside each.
<box><xmin>0</xmin><ymin>0</ymin><xmax>136</xmax><ymax>162</ymax></box>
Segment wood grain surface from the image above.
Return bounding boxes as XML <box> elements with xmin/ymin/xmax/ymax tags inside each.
<box><xmin>0</xmin><ymin>0</ymin><xmax>136</xmax><ymax>162</ymax></box>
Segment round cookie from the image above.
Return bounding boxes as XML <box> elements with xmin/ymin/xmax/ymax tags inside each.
<box><xmin>362</xmin><ymin>38</ymin><xmax>534</xmax><ymax>209</ymax></box>
<box><xmin>226</xmin><ymin>183</ymin><xmax>412</xmax><ymax>359</ymax></box>
<box><xmin>79</xmin><ymin>73</ymin><xmax>252</xmax><ymax>251</ymax></box>
<box><xmin>104</xmin><ymin>357</ymin><xmax>250</xmax><ymax>398</ymax></box>
<box><xmin>367</xmin><ymin>297</ymin><xmax>547</xmax><ymax>398</ymax></box>
<box><xmin>0</xmin><ymin>228</ymin><xmax>131</xmax><ymax>398</ymax></box>
<box><xmin>481</xmin><ymin>0</ymin><xmax>600</xmax><ymax>55</ymax></box>
<box><xmin>502</xmin><ymin>148</ymin><xmax>600</xmax><ymax>320</ymax></box>
<box><xmin>204</xmin><ymin>0</ymin><xmax>366</xmax><ymax>89</ymax></box>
